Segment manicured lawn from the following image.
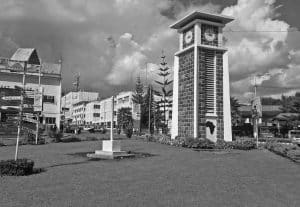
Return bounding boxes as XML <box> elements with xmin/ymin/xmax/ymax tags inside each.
<box><xmin>0</xmin><ymin>139</ymin><xmax>299</xmax><ymax>207</ymax></box>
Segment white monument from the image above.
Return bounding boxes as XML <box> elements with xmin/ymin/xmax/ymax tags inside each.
<box><xmin>87</xmin><ymin>96</ymin><xmax>133</xmax><ymax>159</ymax></box>
<box><xmin>170</xmin><ymin>11</ymin><xmax>234</xmax><ymax>142</ymax></box>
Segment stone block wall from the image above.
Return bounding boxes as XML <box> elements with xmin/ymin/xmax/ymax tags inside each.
<box><xmin>216</xmin><ymin>51</ymin><xmax>224</xmax><ymax>140</ymax></box>
<box><xmin>178</xmin><ymin>49</ymin><xmax>194</xmax><ymax>137</ymax></box>
<box><xmin>198</xmin><ymin>48</ymin><xmax>206</xmax><ymax>138</ymax></box>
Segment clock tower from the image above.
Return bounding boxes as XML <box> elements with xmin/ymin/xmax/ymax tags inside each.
<box><xmin>170</xmin><ymin>11</ymin><xmax>234</xmax><ymax>142</ymax></box>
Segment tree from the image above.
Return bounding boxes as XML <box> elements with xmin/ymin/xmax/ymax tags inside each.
<box><xmin>153</xmin><ymin>52</ymin><xmax>173</xmax><ymax>134</ymax></box>
<box><xmin>142</xmin><ymin>85</ymin><xmax>157</xmax><ymax>134</ymax></box>
<box><xmin>132</xmin><ymin>76</ymin><xmax>144</xmax><ymax>133</ymax></box>
<box><xmin>230</xmin><ymin>96</ymin><xmax>241</xmax><ymax>126</ymax></box>
<box><xmin>117</xmin><ymin>107</ymin><xmax>133</xmax><ymax>133</ymax></box>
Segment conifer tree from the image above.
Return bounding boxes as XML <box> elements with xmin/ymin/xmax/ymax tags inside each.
<box><xmin>153</xmin><ymin>51</ymin><xmax>173</xmax><ymax>133</ymax></box>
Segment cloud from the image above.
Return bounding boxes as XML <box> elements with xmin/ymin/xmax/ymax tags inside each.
<box><xmin>0</xmin><ymin>0</ymin><xmax>299</xmax><ymax>101</ymax></box>
<box><xmin>220</xmin><ymin>0</ymin><xmax>300</xmax><ymax>100</ymax></box>
<box><xmin>106</xmin><ymin>33</ymin><xmax>147</xmax><ymax>85</ymax></box>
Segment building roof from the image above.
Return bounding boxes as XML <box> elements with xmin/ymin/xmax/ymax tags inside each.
<box><xmin>73</xmin><ymin>101</ymin><xmax>89</xmax><ymax>107</ymax></box>
<box><xmin>273</xmin><ymin>113</ymin><xmax>300</xmax><ymax>121</ymax></box>
<box><xmin>239</xmin><ymin>105</ymin><xmax>282</xmax><ymax>118</ymax></box>
<box><xmin>10</xmin><ymin>48</ymin><xmax>40</xmax><ymax>65</ymax></box>
<box><xmin>170</xmin><ymin>11</ymin><xmax>234</xmax><ymax>29</ymax></box>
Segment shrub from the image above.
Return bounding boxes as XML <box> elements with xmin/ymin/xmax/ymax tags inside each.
<box><xmin>215</xmin><ymin>139</ymin><xmax>232</xmax><ymax>150</ymax></box>
<box><xmin>86</xmin><ymin>136</ymin><xmax>98</xmax><ymax>141</ymax></box>
<box><xmin>0</xmin><ymin>159</ymin><xmax>34</xmax><ymax>176</ymax></box>
<box><xmin>60</xmin><ymin>136</ymin><xmax>81</xmax><ymax>143</ymax></box>
<box><xmin>259</xmin><ymin>138</ymin><xmax>291</xmax><ymax>143</ymax></box>
<box><xmin>179</xmin><ymin>137</ymin><xmax>214</xmax><ymax>149</ymax></box>
<box><xmin>231</xmin><ymin>139</ymin><xmax>256</xmax><ymax>150</ymax></box>
<box><xmin>125</xmin><ymin>127</ymin><xmax>133</xmax><ymax>138</ymax></box>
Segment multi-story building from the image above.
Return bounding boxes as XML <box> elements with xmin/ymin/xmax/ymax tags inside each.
<box><xmin>61</xmin><ymin>91</ymin><xmax>99</xmax><ymax>122</ymax></box>
<box><xmin>0</xmin><ymin>48</ymin><xmax>62</xmax><ymax>127</ymax></box>
<box><xmin>72</xmin><ymin>101</ymin><xmax>88</xmax><ymax>125</ymax></box>
<box><xmin>116</xmin><ymin>91</ymin><xmax>140</xmax><ymax>129</ymax></box>
<box><xmin>99</xmin><ymin>97</ymin><xmax>117</xmax><ymax>128</ymax></box>
<box><xmin>85</xmin><ymin>100</ymin><xmax>101</xmax><ymax>125</ymax></box>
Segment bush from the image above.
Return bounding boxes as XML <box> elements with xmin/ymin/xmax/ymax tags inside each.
<box><xmin>86</xmin><ymin>136</ymin><xmax>98</xmax><ymax>141</ymax></box>
<box><xmin>215</xmin><ymin>139</ymin><xmax>232</xmax><ymax>150</ymax></box>
<box><xmin>231</xmin><ymin>139</ymin><xmax>256</xmax><ymax>150</ymax></box>
<box><xmin>0</xmin><ymin>159</ymin><xmax>34</xmax><ymax>176</ymax></box>
<box><xmin>265</xmin><ymin>142</ymin><xmax>299</xmax><ymax>160</ymax></box>
<box><xmin>60</xmin><ymin>136</ymin><xmax>81</xmax><ymax>143</ymax></box>
<box><xmin>125</xmin><ymin>127</ymin><xmax>133</xmax><ymax>138</ymax></box>
<box><xmin>259</xmin><ymin>138</ymin><xmax>292</xmax><ymax>143</ymax></box>
<box><xmin>178</xmin><ymin>137</ymin><xmax>215</xmax><ymax>149</ymax></box>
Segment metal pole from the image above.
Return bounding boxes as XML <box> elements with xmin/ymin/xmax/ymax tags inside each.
<box><xmin>15</xmin><ymin>61</ymin><xmax>27</xmax><ymax>160</ymax></box>
<box><xmin>36</xmin><ymin>63</ymin><xmax>42</xmax><ymax>145</ymax></box>
<box><xmin>110</xmin><ymin>96</ymin><xmax>114</xmax><ymax>141</ymax></box>
<box><xmin>148</xmin><ymin>86</ymin><xmax>151</xmax><ymax>134</ymax></box>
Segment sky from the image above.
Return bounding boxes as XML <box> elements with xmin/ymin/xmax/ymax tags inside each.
<box><xmin>0</xmin><ymin>0</ymin><xmax>300</xmax><ymax>102</ymax></box>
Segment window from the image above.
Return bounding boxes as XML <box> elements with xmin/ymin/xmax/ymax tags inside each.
<box><xmin>94</xmin><ymin>105</ymin><xmax>100</xmax><ymax>109</ymax></box>
<box><xmin>45</xmin><ymin>117</ymin><xmax>56</xmax><ymax>124</ymax></box>
<box><xmin>43</xmin><ymin>95</ymin><xmax>55</xmax><ymax>103</ymax></box>
<box><xmin>93</xmin><ymin>113</ymin><xmax>100</xmax><ymax>117</ymax></box>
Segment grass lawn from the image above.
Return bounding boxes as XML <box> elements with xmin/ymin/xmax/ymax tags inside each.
<box><xmin>0</xmin><ymin>138</ymin><xmax>300</xmax><ymax>207</ymax></box>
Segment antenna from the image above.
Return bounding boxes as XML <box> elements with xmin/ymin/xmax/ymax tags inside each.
<box><xmin>73</xmin><ymin>72</ymin><xmax>80</xmax><ymax>92</ymax></box>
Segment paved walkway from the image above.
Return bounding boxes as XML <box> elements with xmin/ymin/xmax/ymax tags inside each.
<box><xmin>0</xmin><ymin>139</ymin><xmax>299</xmax><ymax>207</ymax></box>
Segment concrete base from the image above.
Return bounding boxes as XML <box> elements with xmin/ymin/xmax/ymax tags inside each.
<box><xmin>87</xmin><ymin>140</ymin><xmax>134</xmax><ymax>160</ymax></box>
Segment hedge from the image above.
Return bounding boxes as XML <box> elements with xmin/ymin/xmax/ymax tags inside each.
<box><xmin>143</xmin><ymin>135</ymin><xmax>256</xmax><ymax>150</ymax></box>
<box><xmin>265</xmin><ymin>142</ymin><xmax>300</xmax><ymax>162</ymax></box>
<box><xmin>0</xmin><ymin>159</ymin><xmax>34</xmax><ymax>176</ymax></box>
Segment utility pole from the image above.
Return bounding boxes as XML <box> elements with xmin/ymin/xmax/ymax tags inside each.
<box><xmin>35</xmin><ymin>61</ymin><xmax>42</xmax><ymax>145</ymax></box>
<box><xmin>15</xmin><ymin>62</ymin><xmax>27</xmax><ymax>160</ymax></box>
<box><xmin>252</xmin><ymin>76</ymin><xmax>259</xmax><ymax>148</ymax></box>
<box><xmin>111</xmin><ymin>96</ymin><xmax>114</xmax><ymax>141</ymax></box>
<box><xmin>148</xmin><ymin>85</ymin><xmax>151</xmax><ymax>134</ymax></box>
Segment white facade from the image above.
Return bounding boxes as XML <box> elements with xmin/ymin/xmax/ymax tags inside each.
<box><xmin>72</xmin><ymin>101</ymin><xmax>88</xmax><ymax>125</ymax></box>
<box><xmin>85</xmin><ymin>100</ymin><xmax>101</xmax><ymax>125</ymax></box>
<box><xmin>99</xmin><ymin>97</ymin><xmax>117</xmax><ymax>128</ymax></box>
<box><xmin>0</xmin><ymin>59</ymin><xmax>62</xmax><ymax>127</ymax></box>
<box><xmin>61</xmin><ymin>91</ymin><xmax>99</xmax><ymax>121</ymax></box>
<box><xmin>116</xmin><ymin>91</ymin><xmax>140</xmax><ymax>121</ymax></box>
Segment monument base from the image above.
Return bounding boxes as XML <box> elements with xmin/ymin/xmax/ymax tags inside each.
<box><xmin>87</xmin><ymin>140</ymin><xmax>134</xmax><ymax>159</ymax></box>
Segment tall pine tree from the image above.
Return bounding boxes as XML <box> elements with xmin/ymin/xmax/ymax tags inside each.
<box><xmin>153</xmin><ymin>51</ymin><xmax>173</xmax><ymax>134</ymax></box>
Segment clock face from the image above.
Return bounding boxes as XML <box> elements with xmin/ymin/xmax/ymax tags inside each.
<box><xmin>204</xmin><ymin>28</ymin><xmax>216</xmax><ymax>42</ymax></box>
<box><xmin>184</xmin><ymin>31</ymin><xmax>193</xmax><ymax>44</ymax></box>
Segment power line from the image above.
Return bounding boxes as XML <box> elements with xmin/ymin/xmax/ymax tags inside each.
<box><xmin>223</xmin><ymin>29</ymin><xmax>299</xmax><ymax>33</ymax></box>
<box><xmin>256</xmin><ymin>85</ymin><xmax>300</xmax><ymax>90</ymax></box>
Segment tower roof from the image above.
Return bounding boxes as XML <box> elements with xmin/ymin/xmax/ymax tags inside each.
<box><xmin>10</xmin><ymin>48</ymin><xmax>41</xmax><ymax>65</ymax></box>
<box><xmin>170</xmin><ymin>11</ymin><xmax>234</xmax><ymax>29</ymax></box>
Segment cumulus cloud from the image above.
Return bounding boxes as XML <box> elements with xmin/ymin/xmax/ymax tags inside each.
<box><xmin>221</xmin><ymin>0</ymin><xmax>300</xmax><ymax>100</ymax></box>
<box><xmin>0</xmin><ymin>0</ymin><xmax>299</xmax><ymax>100</ymax></box>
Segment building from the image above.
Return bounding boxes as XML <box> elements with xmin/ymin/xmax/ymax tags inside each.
<box><xmin>0</xmin><ymin>48</ymin><xmax>62</xmax><ymax>127</ymax></box>
<box><xmin>72</xmin><ymin>101</ymin><xmax>89</xmax><ymax>125</ymax></box>
<box><xmin>85</xmin><ymin>100</ymin><xmax>101</xmax><ymax>125</ymax></box>
<box><xmin>99</xmin><ymin>96</ymin><xmax>117</xmax><ymax>128</ymax></box>
<box><xmin>116</xmin><ymin>91</ymin><xmax>140</xmax><ymax>128</ymax></box>
<box><xmin>61</xmin><ymin>91</ymin><xmax>99</xmax><ymax>122</ymax></box>
<box><xmin>170</xmin><ymin>11</ymin><xmax>234</xmax><ymax>142</ymax></box>
<box><xmin>239</xmin><ymin>105</ymin><xmax>282</xmax><ymax>125</ymax></box>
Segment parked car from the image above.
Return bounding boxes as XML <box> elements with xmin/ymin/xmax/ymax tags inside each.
<box><xmin>288</xmin><ymin>130</ymin><xmax>300</xmax><ymax>146</ymax></box>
